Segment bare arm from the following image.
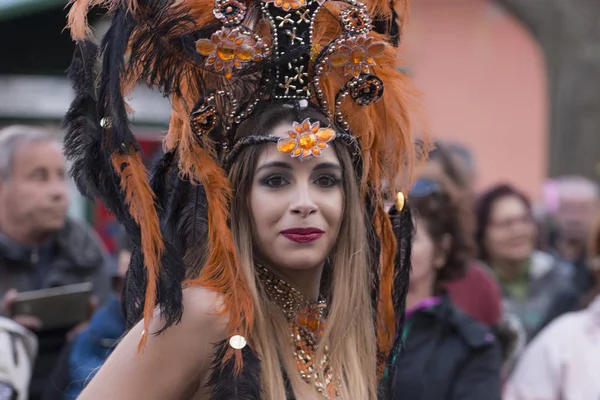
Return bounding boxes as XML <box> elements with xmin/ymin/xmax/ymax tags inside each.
<box><xmin>78</xmin><ymin>286</ymin><xmax>229</xmax><ymax>400</ymax></box>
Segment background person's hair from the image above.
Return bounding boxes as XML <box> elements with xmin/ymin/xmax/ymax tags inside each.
<box><xmin>428</xmin><ymin>141</ymin><xmax>470</xmax><ymax>190</ymax></box>
<box><xmin>228</xmin><ymin>104</ymin><xmax>378</xmax><ymax>399</ymax></box>
<box><xmin>475</xmin><ymin>184</ymin><xmax>532</xmax><ymax>262</ymax></box>
<box><xmin>0</xmin><ymin>125</ymin><xmax>59</xmax><ymax>180</ymax></box>
<box><xmin>410</xmin><ymin>174</ymin><xmax>475</xmax><ymax>289</ymax></box>
<box><xmin>554</xmin><ymin>175</ymin><xmax>600</xmax><ymax>201</ymax></box>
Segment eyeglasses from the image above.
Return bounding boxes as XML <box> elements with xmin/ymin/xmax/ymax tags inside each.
<box><xmin>489</xmin><ymin>214</ymin><xmax>535</xmax><ymax>230</ymax></box>
<box><xmin>409</xmin><ymin>178</ymin><xmax>443</xmax><ymax>198</ymax></box>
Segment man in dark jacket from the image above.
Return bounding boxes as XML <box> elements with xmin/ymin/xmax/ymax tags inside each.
<box><xmin>0</xmin><ymin>125</ymin><xmax>111</xmax><ymax>400</ymax></box>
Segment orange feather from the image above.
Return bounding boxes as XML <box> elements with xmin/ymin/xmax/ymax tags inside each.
<box><xmin>110</xmin><ymin>152</ymin><xmax>164</xmax><ymax>352</ymax></box>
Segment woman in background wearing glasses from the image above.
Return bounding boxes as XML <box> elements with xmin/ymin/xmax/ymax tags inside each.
<box><xmin>475</xmin><ymin>184</ymin><xmax>578</xmax><ymax>343</ymax></box>
<box><xmin>390</xmin><ymin>175</ymin><xmax>502</xmax><ymax>400</ymax></box>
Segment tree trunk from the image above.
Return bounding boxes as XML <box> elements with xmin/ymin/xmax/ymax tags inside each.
<box><xmin>496</xmin><ymin>0</ymin><xmax>600</xmax><ymax>180</ymax></box>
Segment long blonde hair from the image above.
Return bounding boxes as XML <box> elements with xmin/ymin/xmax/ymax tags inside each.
<box><xmin>228</xmin><ymin>105</ymin><xmax>378</xmax><ymax>399</ymax></box>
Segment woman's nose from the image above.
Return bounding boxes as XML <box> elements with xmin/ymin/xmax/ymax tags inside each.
<box><xmin>290</xmin><ymin>185</ymin><xmax>318</xmax><ymax>217</ymax></box>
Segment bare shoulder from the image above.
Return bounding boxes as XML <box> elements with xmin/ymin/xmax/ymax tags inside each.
<box><xmin>77</xmin><ymin>286</ymin><xmax>230</xmax><ymax>399</ymax></box>
<box><xmin>176</xmin><ymin>285</ymin><xmax>230</xmax><ymax>337</ymax></box>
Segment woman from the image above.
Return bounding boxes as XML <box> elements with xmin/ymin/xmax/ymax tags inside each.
<box><xmin>425</xmin><ymin>142</ymin><xmax>503</xmax><ymax>327</ymax></box>
<box><xmin>423</xmin><ymin>144</ymin><xmax>522</xmax><ymax>379</ymax></box>
<box><xmin>504</xmin><ymin>216</ymin><xmax>600</xmax><ymax>400</ymax></box>
<box><xmin>391</xmin><ymin>176</ymin><xmax>502</xmax><ymax>400</ymax></box>
<box><xmin>476</xmin><ymin>184</ymin><xmax>577</xmax><ymax>342</ymax></box>
<box><xmin>62</xmin><ymin>0</ymin><xmax>427</xmax><ymax>398</ymax></box>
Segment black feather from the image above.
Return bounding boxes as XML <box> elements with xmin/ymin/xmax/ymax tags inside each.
<box><xmin>62</xmin><ymin>40</ymin><xmax>102</xmax><ymax>199</ymax></box>
<box><xmin>372</xmin><ymin>2</ymin><xmax>401</xmax><ymax>47</ymax></box>
<box><xmin>63</xmin><ymin>40</ymin><xmax>139</xmax><ymax>238</ymax></box>
<box><xmin>126</xmin><ymin>0</ymin><xmax>209</xmax><ymax>100</ymax></box>
<box><xmin>206</xmin><ymin>341</ymin><xmax>263</xmax><ymax>400</ymax></box>
<box><xmin>98</xmin><ymin>8</ymin><xmax>139</xmax><ymax>152</ymax></box>
<box><xmin>122</xmin><ymin>245</ymin><xmax>146</xmax><ymax>328</ymax></box>
<box><xmin>381</xmin><ymin>201</ymin><xmax>413</xmax><ymax>397</ymax></box>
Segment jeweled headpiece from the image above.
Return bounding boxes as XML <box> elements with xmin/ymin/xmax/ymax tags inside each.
<box><xmin>65</xmin><ymin>0</ymin><xmax>428</xmax><ymax>378</ymax></box>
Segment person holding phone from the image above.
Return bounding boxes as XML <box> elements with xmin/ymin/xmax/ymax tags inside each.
<box><xmin>0</xmin><ymin>126</ymin><xmax>112</xmax><ymax>400</ymax></box>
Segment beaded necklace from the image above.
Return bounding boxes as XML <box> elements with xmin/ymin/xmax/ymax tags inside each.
<box><xmin>257</xmin><ymin>265</ymin><xmax>337</xmax><ymax>399</ymax></box>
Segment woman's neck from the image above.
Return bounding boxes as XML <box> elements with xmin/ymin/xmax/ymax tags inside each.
<box><xmin>260</xmin><ymin>262</ymin><xmax>324</xmax><ymax>302</ymax></box>
<box><xmin>406</xmin><ymin>280</ymin><xmax>435</xmax><ymax>311</ymax></box>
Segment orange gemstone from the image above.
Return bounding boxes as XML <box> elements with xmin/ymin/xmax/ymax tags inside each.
<box><xmin>298</xmin><ymin>133</ymin><xmax>317</xmax><ymax>149</ymax></box>
<box><xmin>275</xmin><ymin>0</ymin><xmax>283</xmax><ymax>5</ymax></box>
<box><xmin>368</xmin><ymin>42</ymin><xmax>385</xmax><ymax>58</ymax></box>
<box><xmin>236</xmin><ymin>44</ymin><xmax>255</xmax><ymax>61</ymax></box>
<box><xmin>292</xmin><ymin>148</ymin><xmax>303</xmax><ymax>157</ymax></box>
<box><xmin>302</xmin><ymin>121</ymin><xmax>310</xmax><ymax>131</ymax></box>
<box><xmin>311</xmin><ymin>124</ymin><xmax>319</xmax><ymax>133</ymax></box>
<box><xmin>235</xmin><ymin>38</ymin><xmax>244</xmax><ymax>46</ymax></box>
<box><xmin>295</xmin><ymin>124</ymin><xmax>303</xmax><ymax>133</ymax></box>
<box><xmin>302</xmin><ymin>149</ymin><xmax>311</xmax><ymax>158</ymax></box>
<box><xmin>317</xmin><ymin>142</ymin><xmax>327</xmax><ymax>149</ymax></box>
<box><xmin>296</xmin><ymin>310</ymin><xmax>308</xmax><ymax>327</ymax></box>
<box><xmin>350</xmin><ymin>47</ymin><xmax>366</xmax><ymax>64</ymax></box>
<box><xmin>306</xmin><ymin>314</ymin><xmax>321</xmax><ymax>331</ymax></box>
<box><xmin>225</xmin><ymin>70</ymin><xmax>233</xmax><ymax>79</ymax></box>
<box><xmin>217</xmin><ymin>42</ymin><xmax>236</xmax><ymax>61</ymax></box>
<box><xmin>329</xmin><ymin>52</ymin><xmax>349</xmax><ymax>67</ymax></box>
<box><xmin>312</xmin><ymin>148</ymin><xmax>321</xmax><ymax>156</ymax></box>
<box><xmin>196</xmin><ymin>39</ymin><xmax>216</xmax><ymax>55</ymax></box>
<box><xmin>316</xmin><ymin>128</ymin><xmax>335</xmax><ymax>141</ymax></box>
<box><xmin>278</xmin><ymin>138</ymin><xmax>297</xmax><ymax>153</ymax></box>
<box><xmin>233</xmin><ymin>59</ymin><xmax>241</xmax><ymax>68</ymax></box>
<box><xmin>291</xmin><ymin>1</ymin><xmax>300</xmax><ymax>8</ymax></box>
<box><xmin>215</xmin><ymin>60</ymin><xmax>224</xmax><ymax>71</ymax></box>
<box><xmin>288</xmin><ymin>132</ymin><xmax>297</xmax><ymax>139</ymax></box>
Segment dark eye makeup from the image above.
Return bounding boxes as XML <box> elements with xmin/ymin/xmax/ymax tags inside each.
<box><xmin>259</xmin><ymin>173</ymin><xmax>290</xmax><ymax>188</ymax></box>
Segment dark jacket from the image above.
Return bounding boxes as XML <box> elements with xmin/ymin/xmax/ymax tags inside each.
<box><xmin>42</xmin><ymin>295</ymin><xmax>125</xmax><ymax>400</ymax></box>
<box><xmin>491</xmin><ymin>251</ymin><xmax>578</xmax><ymax>341</ymax></box>
<box><xmin>0</xmin><ymin>217</ymin><xmax>111</xmax><ymax>400</ymax></box>
<box><xmin>0</xmin><ymin>218</ymin><xmax>111</xmax><ymax>302</ymax></box>
<box><xmin>392</xmin><ymin>296</ymin><xmax>502</xmax><ymax>400</ymax></box>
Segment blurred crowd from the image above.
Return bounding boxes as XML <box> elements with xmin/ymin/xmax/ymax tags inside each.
<box><xmin>1</xmin><ymin>125</ymin><xmax>599</xmax><ymax>399</ymax></box>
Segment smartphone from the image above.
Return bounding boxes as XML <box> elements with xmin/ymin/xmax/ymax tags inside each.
<box><xmin>11</xmin><ymin>282</ymin><xmax>93</xmax><ymax>330</ymax></box>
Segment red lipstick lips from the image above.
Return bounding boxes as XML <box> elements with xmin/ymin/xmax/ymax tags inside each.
<box><xmin>280</xmin><ymin>227</ymin><xmax>324</xmax><ymax>243</ymax></box>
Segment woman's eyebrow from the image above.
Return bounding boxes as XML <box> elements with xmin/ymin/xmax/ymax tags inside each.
<box><xmin>313</xmin><ymin>162</ymin><xmax>342</xmax><ymax>172</ymax></box>
<box><xmin>256</xmin><ymin>161</ymin><xmax>293</xmax><ymax>173</ymax></box>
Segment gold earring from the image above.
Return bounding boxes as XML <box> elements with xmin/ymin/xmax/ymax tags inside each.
<box><xmin>395</xmin><ymin>192</ymin><xmax>405</xmax><ymax>211</ymax></box>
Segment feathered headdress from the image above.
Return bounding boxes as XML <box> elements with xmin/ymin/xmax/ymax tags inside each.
<box><xmin>64</xmin><ymin>0</ymin><xmax>427</xmax><ymax>379</ymax></box>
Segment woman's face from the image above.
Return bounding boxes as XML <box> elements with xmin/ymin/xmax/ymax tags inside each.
<box><xmin>410</xmin><ymin>218</ymin><xmax>441</xmax><ymax>292</ymax></box>
<box><xmin>484</xmin><ymin>195</ymin><xmax>535</xmax><ymax>263</ymax></box>
<box><xmin>250</xmin><ymin>123</ymin><xmax>344</xmax><ymax>271</ymax></box>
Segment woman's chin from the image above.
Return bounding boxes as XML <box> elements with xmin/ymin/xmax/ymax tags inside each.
<box><xmin>272</xmin><ymin>252</ymin><xmax>327</xmax><ymax>271</ymax></box>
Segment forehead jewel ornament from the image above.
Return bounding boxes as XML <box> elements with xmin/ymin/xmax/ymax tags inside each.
<box><xmin>277</xmin><ymin>119</ymin><xmax>336</xmax><ymax>160</ymax></box>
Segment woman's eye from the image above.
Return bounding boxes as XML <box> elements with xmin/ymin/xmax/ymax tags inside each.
<box><xmin>315</xmin><ymin>175</ymin><xmax>340</xmax><ymax>188</ymax></box>
<box><xmin>261</xmin><ymin>175</ymin><xmax>289</xmax><ymax>187</ymax></box>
